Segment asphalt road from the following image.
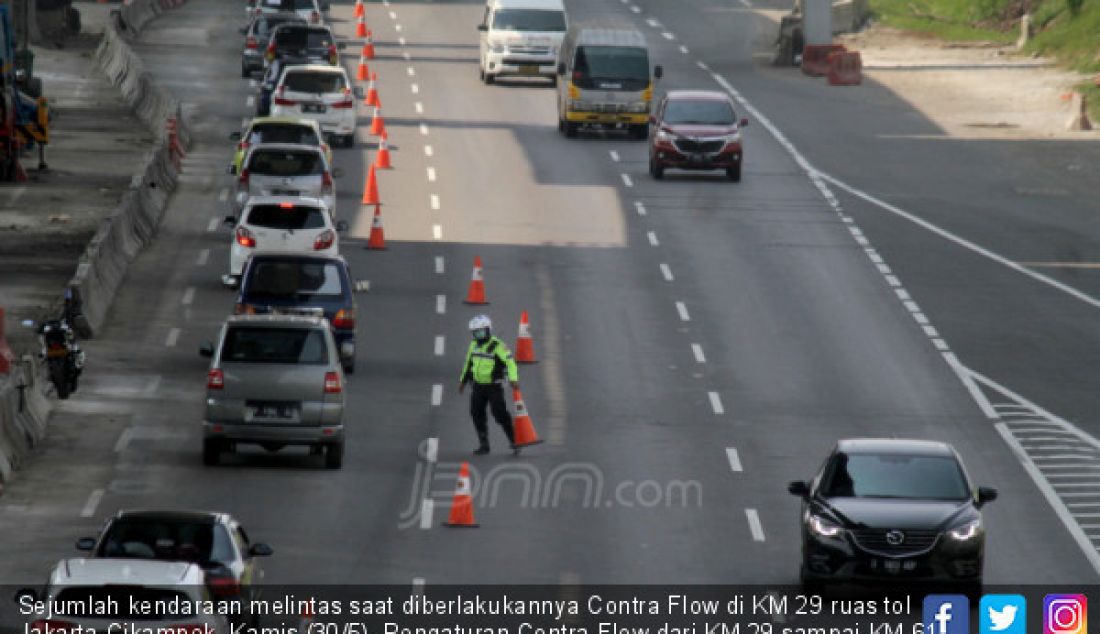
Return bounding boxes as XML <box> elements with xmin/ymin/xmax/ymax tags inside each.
<box><xmin>1</xmin><ymin>0</ymin><xmax>1099</xmax><ymax>593</ymax></box>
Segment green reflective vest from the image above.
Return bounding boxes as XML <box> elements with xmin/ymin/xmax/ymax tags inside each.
<box><xmin>460</xmin><ymin>336</ymin><xmax>518</xmax><ymax>385</ymax></box>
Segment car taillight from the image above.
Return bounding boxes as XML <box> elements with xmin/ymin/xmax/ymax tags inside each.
<box><xmin>29</xmin><ymin>620</ymin><xmax>78</xmax><ymax>634</ymax></box>
<box><xmin>207</xmin><ymin>369</ymin><xmax>225</xmax><ymax>390</ymax></box>
<box><xmin>331</xmin><ymin>88</ymin><xmax>353</xmax><ymax>108</ymax></box>
<box><xmin>313</xmin><ymin>229</ymin><xmax>335</xmax><ymax>251</ymax></box>
<box><xmin>324</xmin><ymin>371</ymin><xmax>342</xmax><ymax>394</ymax></box>
<box><xmin>236</xmin><ymin>226</ymin><xmax>256</xmax><ymax>248</ymax></box>
<box><xmin>273</xmin><ymin>97</ymin><xmax>299</xmax><ymax>106</ymax></box>
<box><xmin>238</xmin><ymin>168</ymin><xmax>250</xmax><ymax>186</ymax></box>
<box><xmin>246</xmin><ymin>36</ymin><xmax>258</xmax><ymax>49</ymax></box>
<box><xmin>207</xmin><ymin>575</ymin><xmax>241</xmax><ymax>598</ymax></box>
<box><xmin>321</xmin><ymin>171</ymin><xmax>334</xmax><ymax>195</ymax></box>
<box><xmin>237</xmin><ymin>140</ymin><xmax>250</xmax><ymax>151</ymax></box>
<box><xmin>332</xmin><ymin>308</ymin><xmax>354</xmax><ymax>329</ymax></box>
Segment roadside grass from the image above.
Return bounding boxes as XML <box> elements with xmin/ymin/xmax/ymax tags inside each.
<box><xmin>868</xmin><ymin>0</ymin><xmax>1100</xmax><ymax>120</ymax></box>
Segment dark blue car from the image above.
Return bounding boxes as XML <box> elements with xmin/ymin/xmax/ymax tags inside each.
<box><xmin>235</xmin><ymin>253</ymin><xmax>357</xmax><ymax>372</ymax></box>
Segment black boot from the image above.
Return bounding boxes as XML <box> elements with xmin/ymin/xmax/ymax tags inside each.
<box><xmin>473</xmin><ymin>445</ymin><xmax>490</xmax><ymax>455</ymax></box>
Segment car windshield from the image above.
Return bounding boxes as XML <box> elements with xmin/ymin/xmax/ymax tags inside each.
<box><xmin>94</xmin><ymin>519</ymin><xmax>235</xmax><ymax>566</ymax></box>
<box><xmin>283</xmin><ymin>71</ymin><xmax>345</xmax><ymax>94</ymax></box>
<box><xmin>246</xmin><ymin>260</ymin><xmax>345</xmax><ymax>299</ymax></box>
<box><xmin>256</xmin><ymin>16</ymin><xmax>304</xmax><ymax>37</ymax></box>
<box><xmin>52</xmin><ymin>588</ymin><xmax>195</xmax><ymax>620</ymax></box>
<box><xmin>222</xmin><ymin>327</ymin><xmax>329</xmax><ymax>364</ymax></box>
<box><xmin>492</xmin><ymin>9</ymin><xmax>566</xmax><ymax>32</ymax></box>
<box><xmin>275</xmin><ymin>28</ymin><xmax>332</xmax><ymax>51</ymax></box>
<box><xmin>248</xmin><ymin>123</ymin><xmax>320</xmax><ymax>146</ymax></box>
<box><xmin>664</xmin><ymin>99</ymin><xmax>736</xmax><ymax>125</ymax></box>
<box><xmin>820</xmin><ymin>453</ymin><xmax>970</xmax><ymax>500</ymax></box>
<box><xmin>246</xmin><ymin>204</ymin><xmax>326</xmax><ymax>230</ymax></box>
<box><xmin>247</xmin><ymin>150</ymin><xmax>323</xmax><ymax>176</ymax></box>
<box><xmin>574</xmin><ymin>46</ymin><xmax>649</xmax><ymax>81</ymax></box>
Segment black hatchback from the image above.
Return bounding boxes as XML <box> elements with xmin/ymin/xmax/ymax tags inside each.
<box><xmin>235</xmin><ymin>253</ymin><xmax>359</xmax><ymax>373</ymax></box>
<box><xmin>789</xmin><ymin>438</ymin><xmax>997</xmax><ymax>592</ymax></box>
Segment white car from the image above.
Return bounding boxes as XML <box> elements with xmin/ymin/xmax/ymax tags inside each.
<box><xmin>224</xmin><ymin>196</ymin><xmax>345</xmax><ymax>285</ymax></box>
<box><xmin>235</xmin><ymin>143</ymin><xmax>336</xmax><ymax>217</ymax></box>
<box><xmin>270</xmin><ymin>64</ymin><xmax>357</xmax><ymax>147</ymax></box>
<box><xmin>17</xmin><ymin>558</ymin><xmax>230</xmax><ymax>634</ymax></box>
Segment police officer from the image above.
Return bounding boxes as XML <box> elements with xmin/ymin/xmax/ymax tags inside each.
<box><xmin>458</xmin><ymin>315</ymin><xmax>519</xmax><ymax>455</ymax></box>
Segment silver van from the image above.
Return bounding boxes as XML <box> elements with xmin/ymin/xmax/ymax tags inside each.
<box><xmin>556</xmin><ymin>26</ymin><xmax>662</xmax><ymax>139</ymax></box>
<box><xmin>478</xmin><ymin>0</ymin><xmax>568</xmax><ymax>84</ymax></box>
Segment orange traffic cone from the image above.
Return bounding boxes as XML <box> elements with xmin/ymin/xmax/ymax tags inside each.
<box><xmin>364</xmin><ymin>31</ymin><xmax>376</xmax><ymax>59</ymax></box>
<box><xmin>357</xmin><ymin>54</ymin><xmax>369</xmax><ymax>81</ymax></box>
<box><xmin>361</xmin><ymin>164</ymin><xmax>380</xmax><ymax>205</ymax></box>
<box><xmin>353</xmin><ymin>0</ymin><xmax>364</xmax><ymax>18</ymax></box>
<box><xmin>514</xmin><ymin>311</ymin><xmax>536</xmax><ymax>363</ymax></box>
<box><xmin>443</xmin><ymin>462</ymin><xmax>478</xmax><ymax>527</ymax></box>
<box><xmin>511</xmin><ymin>389</ymin><xmax>544</xmax><ymax>448</ymax></box>
<box><xmin>464</xmin><ymin>257</ymin><xmax>488</xmax><ymax>305</ymax></box>
<box><xmin>365</xmin><ymin>73</ymin><xmax>380</xmax><ymax>107</ymax></box>
<box><xmin>355</xmin><ymin>15</ymin><xmax>367</xmax><ymax>38</ymax></box>
<box><xmin>369</xmin><ymin>106</ymin><xmax>386</xmax><ymax>136</ymax></box>
<box><xmin>366</xmin><ymin>204</ymin><xmax>386</xmax><ymax>250</ymax></box>
<box><xmin>375</xmin><ymin>133</ymin><xmax>393</xmax><ymax>169</ymax></box>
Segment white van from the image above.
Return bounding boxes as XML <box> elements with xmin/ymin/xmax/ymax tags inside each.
<box><xmin>478</xmin><ymin>0</ymin><xmax>567</xmax><ymax>84</ymax></box>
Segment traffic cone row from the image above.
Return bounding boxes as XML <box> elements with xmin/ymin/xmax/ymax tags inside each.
<box><xmin>363</xmin><ymin>31</ymin><xmax>376</xmax><ymax>60</ymax></box>
<box><xmin>355</xmin><ymin>15</ymin><xmax>368</xmax><ymax>38</ymax></box>
<box><xmin>369</xmin><ymin>106</ymin><xmax>386</xmax><ymax>136</ymax></box>
<box><xmin>365</xmin><ymin>73</ymin><xmax>380</xmax><ymax>107</ymax></box>
<box><xmin>464</xmin><ymin>257</ymin><xmax>488</xmax><ymax>305</ymax></box>
<box><xmin>515</xmin><ymin>311</ymin><xmax>536</xmax><ymax>363</ymax></box>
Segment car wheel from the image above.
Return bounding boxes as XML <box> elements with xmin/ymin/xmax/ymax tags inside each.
<box><xmin>325</xmin><ymin>443</ymin><xmax>344</xmax><ymax>469</ymax></box>
<box><xmin>727</xmin><ymin>163</ymin><xmax>742</xmax><ymax>182</ymax></box>
<box><xmin>649</xmin><ymin>157</ymin><xmax>664</xmax><ymax>180</ymax></box>
<box><xmin>203</xmin><ymin>439</ymin><xmax>222</xmax><ymax>466</ymax></box>
<box><xmin>564</xmin><ymin>121</ymin><xmax>578</xmax><ymax>138</ymax></box>
<box><xmin>241</xmin><ymin>64</ymin><xmax>251</xmax><ymax>79</ymax></box>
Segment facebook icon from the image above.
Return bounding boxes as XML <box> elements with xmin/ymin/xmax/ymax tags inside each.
<box><xmin>924</xmin><ymin>595</ymin><xmax>971</xmax><ymax>634</ymax></box>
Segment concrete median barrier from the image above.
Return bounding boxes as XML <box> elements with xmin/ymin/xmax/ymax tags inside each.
<box><xmin>0</xmin><ymin>356</ymin><xmax>53</xmax><ymax>490</ymax></box>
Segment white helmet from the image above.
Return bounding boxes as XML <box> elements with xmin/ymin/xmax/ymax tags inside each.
<box><xmin>469</xmin><ymin>315</ymin><xmax>492</xmax><ymax>330</ymax></box>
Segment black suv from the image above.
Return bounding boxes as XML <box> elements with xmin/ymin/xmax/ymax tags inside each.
<box><xmin>789</xmin><ymin>438</ymin><xmax>997</xmax><ymax>592</ymax></box>
<box><xmin>240</xmin><ymin>12</ymin><xmax>305</xmax><ymax>77</ymax></box>
<box><xmin>235</xmin><ymin>253</ymin><xmax>358</xmax><ymax>373</ymax></box>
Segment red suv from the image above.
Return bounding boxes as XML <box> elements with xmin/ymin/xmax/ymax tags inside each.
<box><xmin>648</xmin><ymin>90</ymin><xmax>748</xmax><ymax>181</ymax></box>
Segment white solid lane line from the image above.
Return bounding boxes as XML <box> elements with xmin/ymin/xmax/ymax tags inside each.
<box><xmin>691</xmin><ymin>343</ymin><xmax>706</xmax><ymax>364</ymax></box>
<box><xmin>708</xmin><ymin>391</ymin><xmax>725</xmax><ymax>415</ymax></box>
<box><xmin>434</xmin><ymin>335</ymin><xmax>444</xmax><ymax>356</ymax></box>
<box><xmin>726</xmin><ymin>447</ymin><xmax>743</xmax><ymax>472</ymax></box>
<box><xmin>675</xmin><ymin>301</ymin><xmax>690</xmax><ymax>322</ymax></box>
<box><xmin>746</xmin><ymin>509</ymin><xmax>765</xmax><ymax>541</ymax></box>
<box><xmin>80</xmin><ymin>489</ymin><xmax>105</xmax><ymax>518</ymax></box>
<box><xmin>435</xmin><ymin>257</ymin><xmax>445</xmax><ymax>275</ymax></box>
<box><xmin>660</xmin><ymin>263</ymin><xmax>674</xmax><ymax>281</ymax></box>
<box><xmin>181</xmin><ymin>287</ymin><xmax>195</xmax><ymax>305</ymax></box>
<box><xmin>165</xmin><ymin>328</ymin><xmax>181</xmax><ymax>348</ymax></box>
<box><xmin>436</xmin><ymin>294</ymin><xmax>446</xmax><ymax>314</ymax></box>
<box><xmin>647</xmin><ymin>231</ymin><xmax>659</xmax><ymax>246</ymax></box>
<box><xmin>431</xmin><ymin>384</ymin><xmax>443</xmax><ymax>406</ymax></box>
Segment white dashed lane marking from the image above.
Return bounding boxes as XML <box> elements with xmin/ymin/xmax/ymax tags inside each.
<box><xmin>679</xmin><ymin>45</ymin><xmax>689</xmax><ymax>54</ymax></box>
<box><xmin>708</xmin><ymin>391</ymin><xmax>725</xmax><ymax>415</ymax></box>
<box><xmin>80</xmin><ymin>489</ymin><xmax>105</xmax><ymax>518</ymax></box>
<box><xmin>206</xmin><ymin>217</ymin><xmax>219</xmax><ymax>233</ymax></box>
<box><xmin>415</xmin><ymin>102</ymin><xmax>424</xmax><ymax>114</ymax></box>
<box><xmin>726</xmin><ymin>447</ymin><xmax>743</xmax><ymax>472</ymax></box>
<box><xmin>218</xmin><ymin>188</ymin><xmax>229</xmax><ymax>202</ymax></box>
<box><xmin>181</xmin><ymin>287</ymin><xmax>195</xmax><ymax>305</ymax></box>
<box><xmin>432</xmin><ymin>224</ymin><xmax>442</xmax><ymax>240</ymax></box>
<box><xmin>647</xmin><ymin>231</ymin><xmax>659</xmax><ymax>246</ymax></box>
<box><xmin>411</xmin><ymin>83</ymin><xmax>419</xmax><ymax>94</ymax></box>
<box><xmin>634</xmin><ymin>201</ymin><xmax>647</xmax><ymax>215</ymax></box>
<box><xmin>621</xmin><ymin>173</ymin><xmax>633</xmax><ymax>187</ymax></box>
<box><xmin>420</xmin><ymin>122</ymin><xmax>429</xmax><ymax>135</ymax></box>
<box><xmin>434</xmin><ymin>257</ymin><xmax>445</xmax><ymax>275</ymax></box>
<box><xmin>424</xmin><ymin>145</ymin><xmax>434</xmax><ymax>157</ymax></box>
<box><xmin>691</xmin><ymin>343</ymin><xmax>706</xmax><ymax>364</ymax></box>
<box><xmin>675</xmin><ymin>301</ymin><xmax>690</xmax><ymax>322</ymax></box>
<box><xmin>165</xmin><ymin>328</ymin><xmax>180</xmax><ymax>348</ymax></box>
<box><xmin>746</xmin><ymin>509</ymin><xmax>765</xmax><ymax>541</ymax></box>
<box><xmin>660</xmin><ymin>263</ymin><xmax>674</xmax><ymax>281</ymax></box>
<box><xmin>609</xmin><ymin>150</ymin><xmax>620</xmax><ymax>162</ymax></box>
<box><xmin>436</xmin><ymin>294</ymin><xmax>446</xmax><ymax>313</ymax></box>
<box><xmin>434</xmin><ymin>335</ymin><xmax>444</xmax><ymax>356</ymax></box>
<box><xmin>430</xmin><ymin>194</ymin><xmax>440</xmax><ymax>210</ymax></box>
<box><xmin>195</xmin><ymin>248</ymin><xmax>209</xmax><ymax>267</ymax></box>
<box><xmin>430</xmin><ymin>384</ymin><xmax>443</xmax><ymax>406</ymax></box>
<box><xmin>427</xmin><ymin>167</ymin><xmax>436</xmax><ymax>182</ymax></box>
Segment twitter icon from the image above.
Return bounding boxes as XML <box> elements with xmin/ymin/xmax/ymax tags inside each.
<box><xmin>982</xmin><ymin>595</ymin><xmax>1027</xmax><ymax>634</ymax></box>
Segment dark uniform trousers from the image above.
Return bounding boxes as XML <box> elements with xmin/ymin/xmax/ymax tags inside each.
<box><xmin>470</xmin><ymin>383</ymin><xmax>515</xmax><ymax>446</ymax></box>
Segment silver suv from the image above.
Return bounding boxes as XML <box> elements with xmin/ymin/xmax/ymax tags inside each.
<box><xmin>200</xmin><ymin>314</ymin><xmax>346</xmax><ymax>469</ymax></box>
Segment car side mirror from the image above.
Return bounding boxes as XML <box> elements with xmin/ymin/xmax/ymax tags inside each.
<box><xmin>227</xmin><ymin>164</ymin><xmax>238</xmax><ymax>175</ymax></box>
<box><xmin>557</xmin><ymin>62</ymin><xmax>566</xmax><ymax>76</ymax></box>
<box><xmin>788</xmin><ymin>480</ymin><xmax>810</xmax><ymax>498</ymax></box>
<box><xmin>14</xmin><ymin>588</ymin><xmax>37</xmax><ymax>605</ymax></box>
<box><xmin>248</xmin><ymin>543</ymin><xmax>273</xmax><ymax>557</ymax></box>
<box><xmin>740</xmin><ymin>117</ymin><xmax>749</xmax><ymax>127</ymax></box>
<box><xmin>477</xmin><ymin>24</ymin><xmax>488</xmax><ymax>31</ymax></box>
<box><xmin>229</xmin><ymin>131</ymin><xmax>242</xmax><ymax>141</ymax></box>
<box><xmin>76</xmin><ymin>537</ymin><xmax>96</xmax><ymax>551</ymax></box>
<box><xmin>976</xmin><ymin>486</ymin><xmax>998</xmax><ymax>507</ymax></box>
<box><xmin>654</xmin><ymin>64</ymin><xmax>664</xmax><ymax>79</ymax></box>
<box><xmin>335</xmin><ymin>220</ymin><xmax>349</xmax><ymax>232</ymax></box>
<box><xmin>199</xmin><ymin>343</ymin><xmax>215</xmax><ymax>358</ymax></box>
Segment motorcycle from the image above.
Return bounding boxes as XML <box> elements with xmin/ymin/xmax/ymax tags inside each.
<box><xmin>22</xmin><ymin>291</ymin><xmax>86</xmax><ymax>399</ymax></box>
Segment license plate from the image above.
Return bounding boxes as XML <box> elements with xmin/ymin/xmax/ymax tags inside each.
<box><xmin>251</xmin><ymin>404</ymin><xmax>297</xmax><ymax>419</ymax></box>
<box><xmin>518</xmin><ymin>64</ymin><xmax>540</xmax><ymax>75</ymax></box>
<box><xmin>270</xmin><ymin>189</ymin><xmax>299</xmax><ymax>196</ymax></box>
<box><xmin>691</xmin><ymin>153</ymin><xmax>707</xmax><ymax>162</ymax></box>
<box><xmin>303</xmin><ymin>103</ymin><xmax>327</xmax><ymax>113</ymax></box>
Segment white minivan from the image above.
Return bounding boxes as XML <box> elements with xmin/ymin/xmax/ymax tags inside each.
<box><xmin>478</xmin><ymin>0</ymin><xmax>567</xmax><ymax>84</ymax></box>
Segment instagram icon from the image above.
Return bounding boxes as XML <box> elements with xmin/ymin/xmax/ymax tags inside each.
<box><xmin>1045</xmin><ymin>595</ymin><xmax>1088</xmax><ymax>634</ymax></box>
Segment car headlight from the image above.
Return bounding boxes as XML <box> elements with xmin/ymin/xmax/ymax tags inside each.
<box><xmin>947</xmin><ymin>519</ymin><xmax>981</xmax><ymax>541</ymax></box>
<box><xmin>721</xmin><ymin>132</ymin><xmax>742</xmax><ymax>145</ymax></box>
<box><xmin>655</xmin><ymin>129</ymin><xmax>674</xmax><ymax>143</ymax></box>
<box><xmin>808</xmin><ymin>514</ymin><xmax>843</xmax><ymax>538</ymax></box>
